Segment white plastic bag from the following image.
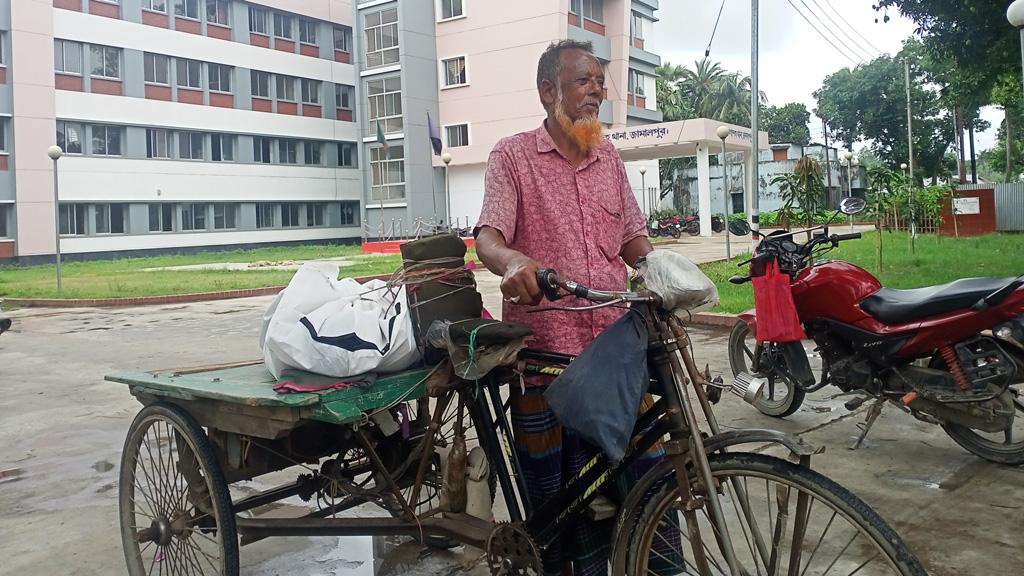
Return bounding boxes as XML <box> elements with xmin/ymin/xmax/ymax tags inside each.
<box><xmin>642</xmin><ymin>250</ymin><xmax>720</xmax><ymax>312</ymax></box>
<box><xmin>261</xmin><ymin>263</ymin><xmax>420</xmax><ymax>379</ymax></box>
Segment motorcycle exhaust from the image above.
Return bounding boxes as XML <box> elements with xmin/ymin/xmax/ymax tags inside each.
<box><xmin>731</xmin><ymin>372</ymin><xmax>768</xmax><ymax>405</ymax></box>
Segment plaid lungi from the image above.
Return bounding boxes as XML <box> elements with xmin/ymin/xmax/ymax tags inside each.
<box><xmin>510</xmin><ymin>386</ymin><xmax>680</xmax><ymax>576</ymax></box>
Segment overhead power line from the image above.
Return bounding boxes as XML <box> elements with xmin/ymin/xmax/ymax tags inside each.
<box><xmin>786</xmin><ymin>0</ymin><xmax>861</xmax><ymax>66</ymax></box>
<box><xmin>824</xmin><ymin>0</ymin><xmax>888</xmax><ymax>56</ymax></box>
<box><xmin>704</xmin><ymin>0</ymin><xmax>727</xmax><ymax>58</ymax></box>
<box><xmin>807</xmin><ymin>0</ymin><xmax>879</xmax><ymax>62</ymax></box>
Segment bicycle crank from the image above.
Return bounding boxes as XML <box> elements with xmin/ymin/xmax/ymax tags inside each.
<box><xmin>485</xmin><ymin>522</ymin><xmax>542</xmax><ymax>575</ymax></box>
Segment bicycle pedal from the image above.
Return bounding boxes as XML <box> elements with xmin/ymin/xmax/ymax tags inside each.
<box><xmin>585</xmin><ymin>495</ymin><xmax>618</xmax><ymax>521</ymax></box>
<box><xmin>844</xmin><ymin>396</ymin><xmax>870</xmax><ymax>411</ymax></box>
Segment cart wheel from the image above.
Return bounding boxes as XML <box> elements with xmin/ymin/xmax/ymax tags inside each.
<box><xmin>119</xmin><ymin>403</ymin><xmax>239</xmax><ymax>576</ymax></box>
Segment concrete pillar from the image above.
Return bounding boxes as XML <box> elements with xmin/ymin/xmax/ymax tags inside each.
<box><xmin>696</xmin><ymin>144</ymin><xmax>712</xmax><ymax>238</ymax></box>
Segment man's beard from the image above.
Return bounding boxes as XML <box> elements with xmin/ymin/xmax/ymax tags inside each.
<box><xmin>553</xmin><ymin>94</ymin><xmax>604</xmax><ymax>152</ymax></box>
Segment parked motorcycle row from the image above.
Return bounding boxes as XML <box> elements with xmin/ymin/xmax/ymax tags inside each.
<box><xmin>726</xmin><ymin>198</ymin><xmax>1024</xmax><ymax>464</ymax></box>
<box><xmin>648</xmin><ymin>212</ymin><xmax>725</xmax><ymax>238</ymax></box>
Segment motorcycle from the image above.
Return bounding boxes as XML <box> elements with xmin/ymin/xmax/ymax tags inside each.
<box><xmin>727</xmin><ymin>198</ymin><xmax>1024</xmax><ymax>464</ymax></box>
<box><xmin>648</xmin><ymin>214</ymin><xmax>682</xmax><ymax>238</ymax></box>
<box><xmin>684</xmin><ymin>214</ymin><xmax>726</xmax><ymax>236</ymax></box>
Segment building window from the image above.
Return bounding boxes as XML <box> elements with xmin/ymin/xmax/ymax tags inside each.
<box><xmin>370</xmin><ymin>145</ymin><xmax>405</xmax><ymax>201</ymax></box>
<box><xmin>303</xmin><ymin>141</ymin><xmax>322</xmax><ymax>165</ymax></box>
<box><xmin>333</xmin><ymin>27</ymin><xmax>350</xmax><ymax>52</ymax></box>
<box><xmin>440</xmin><ymin>0</ymin><xmax>463</xmax><ymax>20</ymax></box>
<box><xmin>176</xmin><ymin>59</ymin><xmax>202</xmax><ymax>88</ymax></box>
<box><xmin>307</xmin><ymin>203</ymin><xmax>326</xmax><ymax>227</ymax></box>
<box><xmin>570</xmin><ymin>0</ymin><xmax>580</xmax><ymax>14</ymax></box>
<box><xmin>299</xmin><ymin>19</ymin><xmax>317</xmax><ymax>44</ymax></box>
<box><xmin>253</xmin><ymin>136</ymin><xmax>272</xmax><ymax>163</ymax></box>
<box><xmin>338</xmin><ymin>142</ymin><xmax>357</xmax><ymax>167</ymax></box>
<box><xmin>56</xmin><ymin>121</ymin><xmax>83</xmax><ymax>154</ymax></box>
<box><xmin>179</xmin><ymin>131</ymin><xmax>204</xmax><ymax>160</ymax></box>
<box><xmin>581</xmin><ymin>0</ymin><xmax>603</xmax><ymax>22</ymax></box>
<box><xmin>301</xmin><ymin>79</ymin><xmax>320</xmax><ymax>104</ymax></box>
<box><xmin>364</xmin><ymin>8</ymin><xmax>399</xmax><ymax>69</ymax></box>
<box><xmin>276</xmin><ymin>75</ymin><xmax>295</xmax><ymax>101</ymax></box>
<box><xmin>143</xmin><ymin>0</ymin><xmax>167</xmax><ymax>13</ymax></box>
<box><xmin>93</xmin><ymin>125</ymin><xmax>122</xmax><ymax>156</ymax></box>
<box><xmin>631</xmin><ymin>12</ymin><xmax>644</xmax><ymax>39</ymax></box>
<box><xmin>144</xmin><ymin>53</ymin><xmax>170</xmax><ymax>84</ymax></box>
<box><xmin>273</xmin><ymin>13</ymin><xmax>293</xmax><ymax>39</ymax></box>
<box><xmin>251</xmin><ymin>70</ymin><xmax>270</xmax><ymax>98</ymax></box>
<box><xmin>340</xmin><ymin>201</ymin><xmax>357</xmax><ymax>225</ymax></box>
<box><xmin>256</xmin><ymin>203</ymin><xmax>275</xmax><ymax>228</ymax></box>
<box><xmin>181</xmin><ymin>203</ymin><xmax>207</xmax><ymax>231</ymax></box>
<box><xmin>0</xmin><ymin>120</ymin><xmax>6</xmax><ymax>153</ymax></box>
<box><xmin>0</xmin><ymin>205</ymin><xmax>8</xmax><ymax>238</ymax></box>
<box><xmin>211</xmin><ymin>134</ymin><xmax>234</xmax><ymax>161</ymax></box>
<box><xmin>90</xmin><ymin>45</ymin><xmax>121</xmax><ymax>79</ymax></box>
<box><xmin>248</xmin><ymin>6</ymin><xmax>268</xmax><ymax>34</ymax></box>
<box><xmin>335</xmin><ymin>84</ymin><xmax>352</xmax><ymax>109</ymax></box>
<box><xmin>174</xmin><ymin>0</ymin><xmax>200</xmax><ymax>20</ymax></box>
<box><xmin>442</xmin><ymin>56</ymin><xmax>466</xmax><ymax>87</ymax></box>
<box><xmin>366</xmin><ymin>76</ymin><xmax>402</xmax><ymax>135</ymax></box>
<box><xmin>446</xmin><ymin>124</ymin><xmax>469</xmax><ymax>147</ymax></box>
<box><xmin>54</xmin><ymin>40</ymin><xmax>83</xmax><ymax>74</ymax></box>
<box><xmin>59</xmin><ymin>204</ymin><xmax>87</xmax><ymax>236</ymax></box>
<box><xmin>214</xmin><ymin>203</ymin><xmax>237</xmax><ymax>229</ymax></box>
<box><xmin>208</xmin><ymin>63</ymin><xmax>232</xmax><ymax>92</ymax></box>
<box><xmin>149</xmin><ymin>203</ymin><xmax>175</xmax><ymax>232</ymax></box>
<box><xmin>95</xmin><ymin>204</ymin><xmax>127</xmax><ymax>235</ymax></box>
<box><xmin>206</xmin><ymin>0</ymin><xmax>230</xmax><ymax>26</ymax></box>
<box><xmin>281</xmin><ymin>203</ymin><xmax>301</xmax><ymax>227</ymax></box>
<box><xmin>629</xmin><ymin>69</ymin><xmax>645</xmax><ymax>96</ymax></box>
<box><xmin>278</xmin><ymin>139</ymin><xmax>297</xmax><ymax>164</ymax></box>
<box><xmin>146</xmin><ymin>128</ymin><xmax>171</xmax><ymax>158</ymax></box>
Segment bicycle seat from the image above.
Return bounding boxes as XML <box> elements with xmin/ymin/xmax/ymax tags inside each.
<box><xmin>860</xmin><ymin>277</ymin><xmax>1014</xmax><ymax>325</ymax></box>
<box><xmin>445</xmin><ymin>318</ymin><xmax>533</xmax><ymax>347</ymax></box>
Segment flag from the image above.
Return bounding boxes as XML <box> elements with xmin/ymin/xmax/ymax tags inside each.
<box><xmin>376</xmin><ymin>121</ymin><xmax>389</xmax><ymax>157</ymax></box>
<box><xmin>427</xmin><ymin>112</ymin><xmax>443</xmax><ymax>156</ymax></box>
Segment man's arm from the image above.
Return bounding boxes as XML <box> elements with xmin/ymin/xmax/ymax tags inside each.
<box><xmin>476</xmin><ymin>226</ymin><xmax>543</xmax><ymax>305</ymax></box>
<box><xmin>621</xmin><ymin>236</ymin><xmax>654</xmax><ymax>268</ymax></box>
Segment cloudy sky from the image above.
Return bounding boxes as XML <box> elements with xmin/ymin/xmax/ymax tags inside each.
<box><xmin>648</xmin><ymin>0</ymin><xmax>1003</xmax><ymax>152</ymax></box>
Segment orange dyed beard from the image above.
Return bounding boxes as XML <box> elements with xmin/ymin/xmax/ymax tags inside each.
<box><xmin>553</xmin><ymin>95</ymin><xmax>604</xmax><ymax>153</ymax></box>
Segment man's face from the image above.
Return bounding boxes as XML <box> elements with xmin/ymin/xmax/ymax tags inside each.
<box><xmin>556</xmin><ymin>50</ymin><xmax>605</xmax><ymax>121</ymax></box>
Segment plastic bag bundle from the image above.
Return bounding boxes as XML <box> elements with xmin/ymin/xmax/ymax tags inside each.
<box><xmin>641</xmin><ymin>250</ymin><xmax>719</xmax><ymax>312</ymax></box>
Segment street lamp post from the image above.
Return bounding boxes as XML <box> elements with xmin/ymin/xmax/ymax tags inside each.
<box><xmin>1008</xmin><ymin>1</ymin><xmax>1024</xmax><ymax>96</ymax></box>
<box><xmin>850</xmin><ymin>155</ymin><xmax>859</xmax><ymax>231</ymax></box>
<box><xmin>717</xmin><ymin>125</ymin><xmax>732</xmax><ymax>259</ymax></box>
<box><xmin>441</xmin><ymin>152</ymin><xmax>452</xmax><ymax>231</ymax></box>
<box><xmin>47</xmin><ymin>145</ymin><xmax>64</xmax><ymax>291</ymax></box>
<box><xmin>639</xmin><ymin>166</ymin><xmax>648</xmax><ymax>218</ymax></box>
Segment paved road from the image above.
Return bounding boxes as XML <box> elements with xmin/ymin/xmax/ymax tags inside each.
<box><xmin>1</xmin><ymin>248</ymin><xmax>1021</xmax><ymax>575</ymax></box>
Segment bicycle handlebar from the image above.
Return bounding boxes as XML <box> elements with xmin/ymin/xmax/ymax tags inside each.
<box><xmin>536</xmin><ymin>268</ymin><xmax>657</xmax><ymax>304</ymax></box>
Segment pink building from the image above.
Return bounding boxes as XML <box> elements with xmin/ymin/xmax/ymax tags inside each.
<box><xmin>0</xmin><ymin>0</ymin><xmax>661</xmax><ymax>261</ymax></box>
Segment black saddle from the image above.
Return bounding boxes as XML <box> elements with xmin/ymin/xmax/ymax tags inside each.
<box><xmin>860</xmin><ymin>277</ymin><xmax>1014</xmax><ymax>325</ymax></box>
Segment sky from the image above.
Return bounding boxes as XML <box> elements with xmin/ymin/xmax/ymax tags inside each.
<box><xmin>648</xmin><ymin>0</ymin><xmax>1004</xmax><ymax>152</ymax></box>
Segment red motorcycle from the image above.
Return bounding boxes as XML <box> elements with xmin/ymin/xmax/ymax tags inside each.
<box><xmin>727</xmin><ymin>199</ymin><xmax>1024</xmax><ymax>463</ymax></box>
<box><xmin>648</xmin><ymin>214</ymin><xmax>682</xmax><ymax>238</ymax></box>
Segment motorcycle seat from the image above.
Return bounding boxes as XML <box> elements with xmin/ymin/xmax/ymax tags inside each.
<box><xmin>860</xmin><ymin>277</ymin><xmax>1015</xmax><ymax>325</ymax></box>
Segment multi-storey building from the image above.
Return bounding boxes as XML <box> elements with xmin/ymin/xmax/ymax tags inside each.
<box><xmin>0</xmin><ymin>0</ymin><xmax>661</xmax><ymax>262</ymax></box>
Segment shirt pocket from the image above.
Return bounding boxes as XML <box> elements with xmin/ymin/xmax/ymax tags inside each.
<box><xmin>595</xmin><ymin>201</ymin><xmax>624</xmax><ymax>262</ymax></box>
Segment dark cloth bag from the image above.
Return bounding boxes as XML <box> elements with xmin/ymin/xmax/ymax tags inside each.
<box><xmin>544</xmin><ymin>312</ymin><xmax>649</xmax><ymax>462</ymax></box>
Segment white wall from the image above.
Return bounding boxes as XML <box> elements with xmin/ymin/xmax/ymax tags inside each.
<box><xmin>625</xmin><ymin>160</ymin><xmax>660</xmax><ymax>216</ymax></box>
<box><xmin>61</xmin><ymin>226</ymin><xmax>362</xmax><ymax>254</ymax></box>
<box><xmin>644</xmin><ymin>75</ymin><xmax>657</xmax><ymax>111</ymax></box>
<box><xmin>448</xmin><ymin>163</ymin><xmax>486</xmax><ymax>227</ymax></box>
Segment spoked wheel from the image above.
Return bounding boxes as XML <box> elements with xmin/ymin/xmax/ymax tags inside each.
<box><xmin>942</xmin><ymin>385</ymin><xmax>1024</xmax><ymax>465</ymax></box>
<box><xmin>624</xmin><ymin>453</ymin><xmax>926</xmax><ymax>576</ymax></box>
<box><xmin>728</xmin><ymin>319</ymin><xmax>805</xmax><ymax>417</ymax></box>
<box><xmin>119</xmin><ymin>403</ymin><xmax>238</xmax><ymax>576</ymax></box>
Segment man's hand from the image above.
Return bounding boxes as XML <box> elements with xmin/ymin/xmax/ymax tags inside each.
<box><xmin>501</xmin><ymin>254</ymin><xmax>543</xmax><ymax>306</ymax></box>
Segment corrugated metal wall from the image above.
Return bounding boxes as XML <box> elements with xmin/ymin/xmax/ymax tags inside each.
<box><xmin>956</xmin><ymin>183</ymin><xmax>1024</xmax><ymax>231</ymax></box>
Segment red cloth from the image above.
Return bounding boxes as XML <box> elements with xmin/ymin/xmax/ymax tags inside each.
<box><xmin>752</xmin><ymin>258</ymin><xmax>807</xmax><ymax>342</ymax></box>
<box><xmin>273</xmin><ymin>380</ymin><xmax>356</xmax><ymax>394</ymax></box>
<box><xmin>475</xmin><ymin>122</ymin><xmax>647</xmax><ymax>360</ymax></box>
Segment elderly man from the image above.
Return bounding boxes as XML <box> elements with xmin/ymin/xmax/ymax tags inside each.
<box><xmin>475</xmin><ymin>39</ymin><xmax>655</xmax><ymax>576</ymax></box>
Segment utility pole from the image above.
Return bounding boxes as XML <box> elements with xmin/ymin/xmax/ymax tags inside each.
<box><xmin>904</xmin><ymin>59</ymin><xmax>917</xmax><ymax>253</ymax></box>
<box><xmin>969</xmin><ymin>122</ymin><xmax>978</xmax><ymax>184</ymax></box>
<box><xmin>823</xmin><ymin>119</ymin><xmax>834</xmax><ymax>204</ymax></box>
<box><xmin>749</xmin><ymin>0</ymin><xmax>760</xmax><ymax>248</ymax></box>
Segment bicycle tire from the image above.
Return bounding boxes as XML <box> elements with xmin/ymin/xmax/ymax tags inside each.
<box><xmin>622</xmin><ymin>452</ymin><xmax>926</xmax><ymax>575</ymax></box>
<box><xmin>119</xmin><ymin>403</ymin><xmax>239</xmax><ymax>576</ymax></box>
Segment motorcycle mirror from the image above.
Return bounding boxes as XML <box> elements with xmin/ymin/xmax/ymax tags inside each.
<box><xmin>728</xmin><ymin>220</ymin><xmax>751</xmax><ymax>237</ymax></box>
<box><xmin>839</xmin><ymin>197</ymin><xmax>867</xmax><ymax>215</ymax></box>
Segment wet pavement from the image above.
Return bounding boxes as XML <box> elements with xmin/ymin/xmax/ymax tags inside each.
<box><xmin>1</xmin><ymin>281</ymin><xmax>1022</xmax><ymax>575</ymax></box>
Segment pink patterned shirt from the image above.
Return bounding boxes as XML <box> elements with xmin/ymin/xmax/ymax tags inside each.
<box><xmin>476</xmin><ymin>122</ymin><xmax>647</xmax><ymax>357</ymax></box>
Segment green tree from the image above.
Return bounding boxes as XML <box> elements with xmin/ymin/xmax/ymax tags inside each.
<box><xmin>989</xmin><ymin>73</ymin><xmax>1023</xmax><ymax>182</ymax></box>
<box><xmin>762</xmin><ymin>102</ymin><xmax>812</xmax><ymax>145</ymax></box>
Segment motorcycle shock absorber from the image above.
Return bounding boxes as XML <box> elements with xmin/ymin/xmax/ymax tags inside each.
<box><xmin>940</xmin><ymin>345</ymin><xmax>971</xmax><ymax>391</ymax></box>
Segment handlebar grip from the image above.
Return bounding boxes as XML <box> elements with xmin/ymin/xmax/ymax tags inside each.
<box><xmin>832</xmin><ymin>233</ymin><xmax>862</xmax><ymax>242</ymax></box>
<box><xmin>728</xmin><ymin>275</ymin><xmax>751</xmax><ymax>285</ymax></box>
<box><xmin>536</xmin><ymin>268</ymin><xmax>563</xmax><ymax>301</ymax></box>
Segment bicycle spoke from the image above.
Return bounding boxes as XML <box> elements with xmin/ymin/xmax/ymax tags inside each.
<box><xmin>800</xmin><ymin>511</ymin><xmax>837</xmax><ymax>576</ymax></box>
<box><xmin>185</xmin><ymin>537</ymin><xmax>221</xmax><ymax>573</ymax></box>
<box><xmin>820</xmin><ymin>531</ymin><xmax>858</xmax><ymax>576</ymax></box>
<box><xmin>846</xmin><ymin>552</ymin><xmax>882</xmax><ymax>576</ymax></box>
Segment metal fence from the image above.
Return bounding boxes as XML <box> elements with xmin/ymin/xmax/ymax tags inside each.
<box><xmin>956</xmin><ymin>183</ymin><xmax>1024</xmax><ymax>231</ymax></box>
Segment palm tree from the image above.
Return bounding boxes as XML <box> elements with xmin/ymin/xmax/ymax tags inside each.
<box><xmin>677</xmin><ymin>58</ymin><xmax>768</xmax><ymax>125</ymax></box>
<box><xmin>656</xmin><ymin>62</ymin><xmax>690</xmax><ymax>121</ymax></box>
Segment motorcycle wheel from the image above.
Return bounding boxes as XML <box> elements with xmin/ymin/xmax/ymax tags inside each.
<box><xmin>649</xmin><ymin>227</ymin><xmax>660</xmax><ymax>238</ymax></box>
<box><xmin>728</xmin><ymin>319</ymin><xmax>805</xmax><ymax>418</ymax></box>
<box><xmin>686</xmin><ymin>221</ymin><xmax>700</xmax><ymax>236</ymax></box>
<box><xmin>667</xmin><ymin>227</ymin><xmax>681</xmax><ymax>239</ymax></box>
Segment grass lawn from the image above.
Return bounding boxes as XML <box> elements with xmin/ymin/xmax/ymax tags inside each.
<box><xmin>700</xmin><ymin>232</ymin><xmax>1024</xmax><ymax>314</ymax></box>
<box><xmin>0</xmin><ymin>244</ymin><xmax>466</xmax><ymax>299</ymax></box>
